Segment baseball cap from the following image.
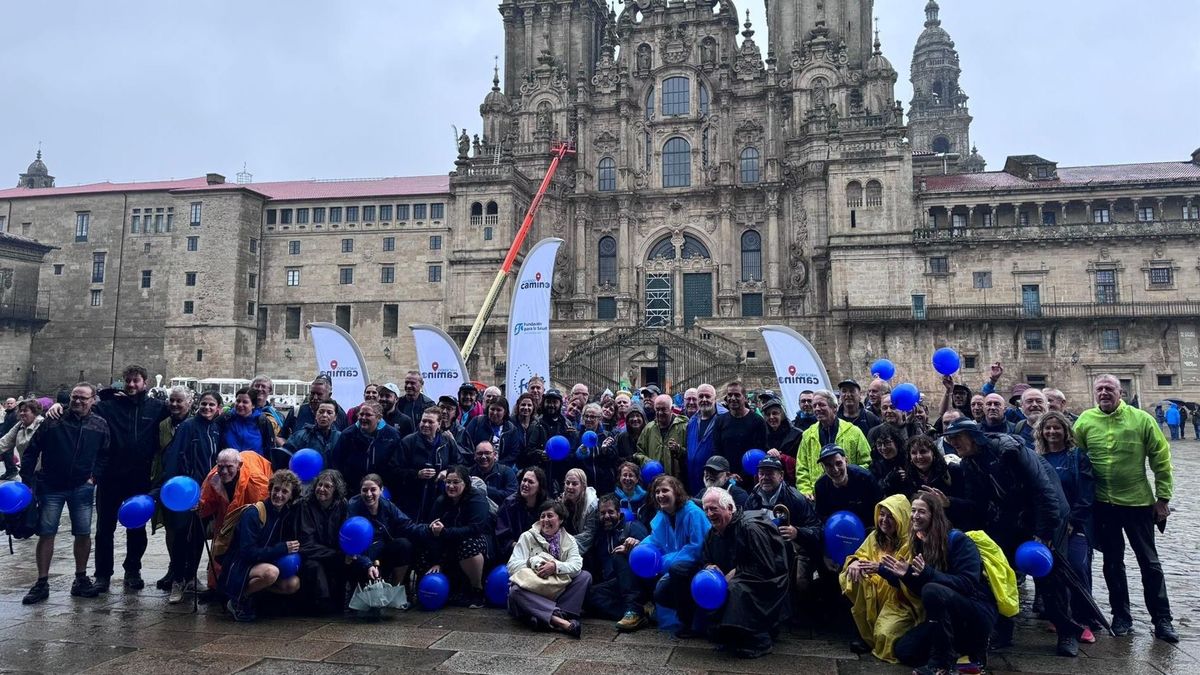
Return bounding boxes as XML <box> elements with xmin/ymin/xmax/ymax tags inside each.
<box><xmin>544</xmin><ymin>388</ymin><xmax>564</xmax><ymax>401</ymax></box>
<box><xmin>837</xmin><ymin>379</ymin><xmax>861</xmax><ymax>391</ymax></box>
<box><xmin>437</xmin><ymin>394</ymin><xmax>458</xmax><ymax>407</ymax></box>
<box><xmin>757</xmin><ymin>456</ymin><xmax>784</xmax><ymax>472</ymax></box>
<box><xmin>818</xmin><ymin>443</ymin><xmax>846</xmax><ymax>462</ymax></box>
<box><xmin>381</xmin><ymin>382</ymin><xmax>402</xmax><ymax>397</ymax></box>
<box><xmin>703</xmin><ymin>456</ymin><xmax>731</xmax><ymax>472</ymax></box>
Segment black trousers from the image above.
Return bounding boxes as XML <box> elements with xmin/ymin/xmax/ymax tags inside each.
<box><xmin>1094</xmin><ymin>501</ymin><xmax>1172</xmax><ymax>623</ymax></box>
<box><xmin>585</xmin><ymin>554</ymin><xmax>651</xmax><ymax>620</ymax></box>
<box><xmin>165</xmin><ymin>510</ymin><xmax>206</xmax><ymax>583</ymax></box>
<box><xmin>94</xmin><ymin>477</ymin><xmax>150</xmax><ymax>578</ymax></box>
<box><xmin>300</xmin><ymin>558</ymin><xmax>348</xmax><ymax>614</ymax></box>
<box><xmin>895</xmin><ymin>583</ymin><xmax>995</xmax><ymax>669</ymax></box>
<box><xmin>654</xmin><ymin>557</ymin><xmax>703</xmax><ymax>630</ymax></box>
<box><xmin>356</xmin><ymin>538</ymin><xmax>415</xmax><ymax>583</ymax></box>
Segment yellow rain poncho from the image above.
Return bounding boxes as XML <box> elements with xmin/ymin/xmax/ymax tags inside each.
<box><xmin>838</xmin><ymin>493</ymin><xmax>921</xmax><ymax>663</ymax></box>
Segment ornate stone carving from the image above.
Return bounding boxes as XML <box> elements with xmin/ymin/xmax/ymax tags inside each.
<box><xmin>734</xmin><ymin>119</ymin><xmax>764</xmax><ymax>145</ymax></box>
<box><xmin>552</xmin><ymin>253</ymin><xmax>573</xmax><ymax>296</ymax></box>
<box><xmin>593</xmin><ymin>130</ymin><xmax>620</xmax><ymax>155</ymax></box>
<box><xmin>658</xmin><ymin>24</ymin><xmax>692</xmax><ymax>65</ymax></box>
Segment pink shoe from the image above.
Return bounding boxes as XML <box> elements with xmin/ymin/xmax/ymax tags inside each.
<box><xmin>1080</xmin><ymin>628</ymin><xmax>1096</xmax><ymax>644</ymax></box>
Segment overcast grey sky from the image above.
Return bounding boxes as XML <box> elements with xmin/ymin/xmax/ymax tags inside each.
<box><xmin>4</xmin><ymin>1</ymin><xmax>1197</xmax><ymax>186</ymax></box>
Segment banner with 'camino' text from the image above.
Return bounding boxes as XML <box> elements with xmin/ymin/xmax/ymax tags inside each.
<box><xmin>759</xmin><ymin>325</ymin><xmax>832</xmax><ymax>420</ymax></box>
<box><xmin>410</xmin><ymin>324</ymin><xmax>470</xmax><ymax>403</ymax></box>
<box><xmin>505</xmin><ymin>238</ymin><xmax>563</xmax><ymax>409</ymax></box>
<box><xmin>308</xmin><ymin>322</ymin><xmax>370</xmax><ymax>409</ymax></box>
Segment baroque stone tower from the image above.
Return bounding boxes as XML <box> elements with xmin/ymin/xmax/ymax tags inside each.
<box><xmin>907</xmin><ymin>0</ymin><xmax>976</xmax><ymax>163</ymax></box>
<box><xmin>17</xmin><ymin>149</ymin><xmax>55</xmax><ymax>189</ymax></box>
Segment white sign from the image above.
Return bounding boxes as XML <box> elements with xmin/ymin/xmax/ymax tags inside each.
<box><xmin>759</xmin><ymin>325</ymin><xmax>833</xmax><ymax>420</ymax></box>
<box><xmin>506</xmin><ymin>238</ymin><xmax>563</xmax><ymax>409</ymax></box>
<box><xmin>410</xmin><ymin>324</ymin><xmax>470</xmax><ymax>402</ymax></box>
<box><xmin>308</xmin><ymin>322</ymin><xmax>370</xmax><ymax>409</ymax></box>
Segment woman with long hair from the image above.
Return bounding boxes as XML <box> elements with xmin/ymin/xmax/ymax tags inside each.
<box><xmin>1035</xmin><ymin>410</ymin><xmax>1096</xmax><ymax>642</ymax></box>
<box><xmin>840</xmin><ymin>494</ymin><xmax>919</xmax><ymax>663</ymax></box>
<box><xmin>510</xmin><ymin>393</ymin><xmax>549</xmax><ymax>469</ymax></box>
<box><xmin>496</xmin><ymin>466</ymin><xmax>549</xmax><ymax>561</ymax></box>
<box><xmin>901</xmin><ymin>435</ymin><xmax>976</xmax><ymax>531</ymax></box>
<box><xmin>346</xmin><ymin>474</ymin><xmax>424</xmax><ymax>605</ymax></box>
<box><xmin>885</xmin><ymin>491</ymin><xmax>997</xmax><ymax>674</ymax></box>
<box><xmin>560</xmin><ymin>468</ymin><xmax>598</xmax><ymax>555</ymax></box>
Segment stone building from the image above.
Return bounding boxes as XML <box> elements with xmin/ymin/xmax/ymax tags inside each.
<box><xmin>1</xmin><ymin>0</ymin><xmax>1198</xmax><ymax>408</ymax></box>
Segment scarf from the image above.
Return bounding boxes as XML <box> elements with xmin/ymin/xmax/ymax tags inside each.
<box><xmin>546</xmin><ymin>530</ymin><xmax>562</xmax><ymax>559</ymax></box>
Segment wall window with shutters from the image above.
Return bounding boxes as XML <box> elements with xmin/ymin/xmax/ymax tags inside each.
<box><xmin>598</xmin><ymin>235</ymin><xmax>617</xmax><ymax>286</ymax></box>
<box><xmin>740</xmin><ymin>230</ymin><xmax>762</xmax><ymax>281</ymax></box>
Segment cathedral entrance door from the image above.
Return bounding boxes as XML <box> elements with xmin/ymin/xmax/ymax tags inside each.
<box><xmin>645</xmin><ymin>273</ymin><xmax>672</xmax><ymax>327</ymax></box>
<box><xmin>682</xmin><ymin>273</ymin><xmax>712</xmax><ymax>328</ymax></box>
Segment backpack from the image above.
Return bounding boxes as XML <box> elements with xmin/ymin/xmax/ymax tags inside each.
<box><xmin>211</xmin><ymin>501</ymin><xmax>267</xmax><ymax>562</ymax></box>
<box><xmin>952</xmin><ymin>529</ymin><xmax>1019</xmax><ymax>618</ymax></box>
<box><xmin>470</xmin><ymin>476</ymin><xmax>499</xmax><ymax>516</ymax></box>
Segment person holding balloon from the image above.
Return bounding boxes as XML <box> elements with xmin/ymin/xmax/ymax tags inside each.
<box><xmin>292</xmin><ymin>468</ymin><xmax>350</xmax><ymax>614</ymax></box>
<box><xmin>284</xmin><ymin>401</ymin><xmax>343</xmax><ymax>470</ymax></box>
<box><xmin>814</xmin><ymin>444</ymin><xmax>882</xmax><ymax>530</ymax></box>
<box><xmin>345</xmin><ymin>473</ymin><xmax>426</xmax><ymax>611</ymax></box>
<box><xmin>839</xmin><ymin>493</ymin><xmax>919</xmax><ymax>663</ymax></box>
<box><xmin>506</xmin><ymin>499</ymin><xmax>591</xmax><ymax>638</ymax></box>
<box><xmin>699</xmin><ymin>486</ymin><xmax>790</xmax><ymax>659</ymax></box>
<box><xmin>160</xmin><ymin>390</ymin><xmax>224</xmax><ymax>603</ymax></box>
<box><xmin>219</xmin><ymin>469</ymin><xmax>303</xmax><ymax>622</ymax></box>
<box><xmin>887</xmin><ymin>491</ymin><xmax>997</xmax><ymax>674</ymax></box>
<box><xmin>613</xmin><ymin>460</ymin><xmax>650</xmax><ymax>526</ymax></box>
<box><xmin>614</xmin><ymin>474</ymin><xmax>711</xmax><ymax>638</ymax></box>
<box><xmin>567</xmin><ymin>404</ymin><xmax>617</xmax><ymax>494</ymax></box>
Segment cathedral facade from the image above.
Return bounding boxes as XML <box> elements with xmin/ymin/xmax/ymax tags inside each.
<box><xmin>2</xmin><ymin>0</ymin><xmax>1198</xmax><ymax>406</ymax></box>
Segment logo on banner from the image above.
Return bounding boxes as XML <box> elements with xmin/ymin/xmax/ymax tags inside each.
<box><xmin>778</xmin><ymin>363</ymin><xmax>821</xmax><ymax>386</ymax></box>
<box><xmin>422</xmin><ymin>360</ymin><xmax>460</xmax><ymax>380</ymax></box>
<box><xmin>320</xmin><ymin>358</ymin><xmax>360</xmax><ymax>379</ymax></box>
<box><xmin>520</xmin><ymin>270</ymin><xmax>552</xmax><ymax>290</ymax></box>
<box><xmin>513</xmin><ymin>321</ymin><xmax>548</xmax><ymax>336</ymax></box>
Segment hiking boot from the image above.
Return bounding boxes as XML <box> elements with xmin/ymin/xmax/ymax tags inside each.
<box><xmin>565</xmin><ymin>619</ymin><xmax>582</xmax><ymax>639</ymax></box>
<box><xmin>22</xmin><ymin>580</ymin><xmax>49</xmax><ymax>605</ymax></box>
<box><xmin>1111</xmin><ymin>617</ymin><xmax>1134</xmax><ymax>636</ymax></box>
<box><xmin>1154</xmin><ymin>621</ymin><xmax>1179</xmax><ymax>644</ymax></box>
<box><xmin>849</xmin><ymin>638</ymin><xmax>871</xmax><ymax>654</ymax></box>
<box><xmin>1055</xmin><ymin>635</ymin><xmax>1079</xmax><ymax>658</ymax></box>
<box><xmin>124</xmin><ymin>573</ymin><xmax>145</xmax><ymax>591</ymax></box>
<box><xmin>155</xmin><ymin>572</ymin><xmax>173</xmax><ymax>591</ymax></box>
<box><xmin>71</xmin><ymin>575</ymin><xmax>101</xmax><ymax>598</ymax></box>
<box><xmin>616</xmin><ymin>611</ymin><xmax>646</xmax><ymax>632</ymax></box>
<box><xmin>92</xmin><ymin>575</ymin><xmax>111</xmax><ymax>594</ymax></box>
<box><xmin>226</xmin><ymin>598</ymin><xmax>256</xmax><ymax>622</ymax></box>
<box><xmin>168</xmin><ymin>581</ymin><xmax>186</xmax><ymax>605</ymax></box>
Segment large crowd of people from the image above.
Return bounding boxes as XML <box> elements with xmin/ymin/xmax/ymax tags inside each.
<box><xmin>0</xmin><ymin>361</ymin><xmax>1179</xmax><ymax>673</ymax></box>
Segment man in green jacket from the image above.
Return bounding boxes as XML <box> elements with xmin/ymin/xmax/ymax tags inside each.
<box><xmin>1072</xmin><ymin>374</ymin><xmax>1176</xmax><ymax>643</ymax></box>
<box><xmin>636</xmin><ymin>395</ymin><xmax>688</xmax><ymax>480</ymax></box>
<box><xmin>795</xmin><ymin>389</ymin><xmax>871</xmax><ymax>496</ymax></box>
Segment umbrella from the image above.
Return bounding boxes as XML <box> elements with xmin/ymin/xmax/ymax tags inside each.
<box><xmin>1050</xmin><ymin>548</ymin><xmax>1112</xmax><ymax>636</ymax></box>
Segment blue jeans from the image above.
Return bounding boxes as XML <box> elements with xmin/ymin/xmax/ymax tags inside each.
<box><xmin>1067</xmin><ymin>531</ymin><xmax>1092</xmax><ymax>594</ymax></box>
<box><xmin>37</xmin><ymin>482</ymin><xmax>95</xmax><ymax>537</ymax></box>
<box><xmin>1168</xmin><ymin>424</ymin><xmax>1180</xmax><ymax>440</ymax></box>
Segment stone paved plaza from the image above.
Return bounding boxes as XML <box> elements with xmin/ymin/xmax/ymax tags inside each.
<box><xmin>2</xmin><ymin>440</ymin><xmax>1198</xmax><ymax>674</ymax></box>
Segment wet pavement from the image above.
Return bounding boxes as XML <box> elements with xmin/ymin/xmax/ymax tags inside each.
<box><xmin>1</xmin><ymin>439</ymin><xmax>1197</xmax><ymax>674</ymax></box>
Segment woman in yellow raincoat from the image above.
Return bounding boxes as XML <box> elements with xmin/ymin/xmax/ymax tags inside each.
<box><xmin>839</xmin><ymin>493</ymin><xmax>921</xmax><ymax>663</ymax></box>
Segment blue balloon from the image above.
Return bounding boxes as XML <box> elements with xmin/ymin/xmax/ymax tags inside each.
<box><xmin>289</xmin><ymin>448</ymin><xmax>324</xmax><ymax>482</ymax></box>
<box><xmin>932</xmin><ymin>347</ymin><xmax>961</xmax><ymax>376</ymax></box>
<box><xmin>382</xmin><ymin>487</ymin><xmax>392</xmax><ymax>502</ymax></box>
<box><xmin>418</xmin><ymin>572</ymin><xmax>451</xmax><ymax>611</ymax></box>
<box><xmin>485</xmin><ymin>565</ymin><xmax>509</xmax><ymax>607</ymax></box>
<box><xmin>629</xmin><ymin>543</ymin><xmax>663</xmax><ymax>579</ymax></box>
<box><xmin>1015</xmin><ymin>541</ymin><xmax>1054</xmax><ymax>578</ymax></box>
<box><xmin>870</xmin><ymin>358</ymin><xmax>896</xmax><ymax>381</ymax></box>
<box><xmin>275</xmin><ymin>552</ymin><xmax>301</xmax><ymax>579</ymax></box>
<box><xmin>576</xmin><ymin>446</ymin><xmax>590</xmax><ymax>460</ymax></box>
<box><xmin>581</xmin><ymin>430</ymin><xmax>598</xmax><ymax>449</ymax></box>
<box><xmin>640</xmin><ymin>460</ymin><xmax>664</xmax><ymax>485</ymax></box>
<box><xmin>160</xmin><ymin>476</ymin><xmax>201</xmax><ymax>512</ymax></box>
<box><xmin>117</xmin><ymin>494</ymin><xmax>155</xmax><ymax>529</ymax></box>
<box><xmin>891</xmin><ymin>383</ymin><xmax>921</xmax><ymax>412</ymax></box>
<box><xmin>621</xmin><ymin>507</ymin><xmax>636</xmax><ymax>523</ymax></box>
<box><xmin>339</xmin><ymin>516</ymin><xmax>374</xmax><ymax>556</ymax></box>
<box><xmin>546</xmin><ymin>435</ymin><xmax>571</xmax><ymax>461</ymax></box>
<box><xmin>742</xmin><ymin>449</ymin><xmax>766</xmax><ymax>475</ymax></box>
<box><xmin>823</xmin><ymin>510</ymin><xmax>867</xmax><ymax>565</ymax></box>
<box><xmin>0</xmin><ymin>481</ymin><xmax>33</xmax><ymax>514</ymax></box>
<box><xmin>690</xmin><ymin>569</ymin><xmax>729</xmax><ymax>611</ymax></box>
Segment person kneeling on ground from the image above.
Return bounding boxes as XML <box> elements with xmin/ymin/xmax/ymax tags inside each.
<box><xmin>887</xmin><ymin>491</ymin><xmax>997</xmax><ymax>675</ymax></box>
<box><xmin>700</xmin><ymin>487</ymin><xmax>790</xmax><ymax>658</ymax></box>
<box><xmin>221</xmin><ymin>469</ymin><xmax>303</xmax><ymax>622</ymax></box>
<box><xmin>347</xmin><ymin>473</ymin><xmax>426</xmax><ymax>612</ymax></box>
<box><xmin>425</xmin><ymin>465</ymin><xmax>492</xmax><ymax>608</ymax></box>
<box><xmin>293</xmin><ymin>469</ymin><xmax>350</xmax><ymax>614</ymax></box>
<box><xmin>584</xmin><ymin>493</ymin><xmax>650</xmax><ymax>629</ymax></box>
<box><xmin>840</xmin><ymin>494</ymin><xmax>920</xmax><ymax>663</ymax></box>
<box><xmin>507</xmin><ymin>499</ymin><xmax>592</xmax><ymax>638</ymax></box>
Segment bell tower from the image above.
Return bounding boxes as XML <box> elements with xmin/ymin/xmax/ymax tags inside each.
<box><xmin>498</xmin><ymin>0</ymin><xmax>608</xmax><ymax>98</ymax></box>
<box><xmin>17</xmin><ymin>149</ymin><xmax>55</xmax><ymax>189</ymax></box>
<box><xmin>907</xmin><ymin>0</ymin><xmax>975</xmax><ymax>159</ymax></box>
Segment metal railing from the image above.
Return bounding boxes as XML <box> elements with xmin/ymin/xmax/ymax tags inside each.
<box><xmin>913</xmin><ymin>219</ymin><xmax>1200</xmax><ymax>245</ymax></box>
<box><xmin>553</xmin><ymin>325</ymin><xmax>745</xmax><ymax>391</ymax></box>
<box><xmin>0</xmin><ymin>303</ymin><xmax>49</xmax><ymax>322</ymax></box>
<box><xmin>835</xmin><ymin>300</ymin><xmax>1200</xmax><ymax>323</ymax></box>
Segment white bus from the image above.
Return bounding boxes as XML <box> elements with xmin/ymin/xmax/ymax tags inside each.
<box><xmin>270</xmin><ymin>379</ymin><xmax>309</xmax><ymax>411</ymax></box>
<box><xmin>168</xmin><ymin>377</ymin><xmax>201</xmax><ymax>394</ymax></box>
<box><xmin>198</xmin><ymin>378</ymin><xmax>252</xmax><ymax>401</ymax></box>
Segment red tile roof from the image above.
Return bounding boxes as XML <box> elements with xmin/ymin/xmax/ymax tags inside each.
<box><xmin>921</xmin><ymin>161</ymin><xmax>1200</xmax><ymax>193</ymax></box>
<box><xmin>0</xmin><ymin>175</ymin><xmax>450</xmax><ymax>202</ymax></box>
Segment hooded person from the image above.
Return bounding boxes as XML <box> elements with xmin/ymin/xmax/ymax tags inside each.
<box><xmin>839</xmin><ymin>494</ymin><xmax>920</xmax><ymax>663</ymax></box>
<box><xmin>761</xmin><ymin>394</ymin><xmax>802</xmax><ymax>485</ymax></box>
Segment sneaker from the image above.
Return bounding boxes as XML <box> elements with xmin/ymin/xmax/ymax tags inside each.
<box><xmin>226</xmin><ymin>598</ymin><xmax>256</xmax><ymax>622</ymax></box>
<box><xmin>124</xmin><ymin>573</ymin><xmax>145</xmax><ymax>591</ymax></box>
<box><xmin>1111</xmin><ymin>617</ymin><xmax>1134</xmax><ymax>636</ymax></box>
<box><xmin>616</xmin><ymin>611</ymin><xmax>646</xmax><ymax>632</ymax></box>
<box><xmin>565</xmin><ymin>619</ymin><xmax>582</xmax><ymax>639</ymax></box>
<box><xmin>22</xmin><ymin>580</ymin><xmax>50</xmax><ymax>605</ymax></box>
<box><xmin>92</xmin><ymin>576</ymin><xmax>111</xmax><ymax>594</ymax></box>
<box><xmin>1056</xmin><ymin>635</ymin><xmax>1079</xmax><ymax>658</ymax></box>
<box><xmin>1154</xmin><ymin>621</ymin><xmax>1179</xmax><ymax>644</ymax></box>
<box><xmin>71</xmin><ymin>576</ymin><xmax>101</xmax><ymax>598</ymax></box>
<box><xmin>168</xmin><ymin>581</ymin><xmax>186</xmax><ymax>605</ymax></box>
<box><xmin>467</xmin><ymin>588</ymin><xmax>486</xmax><ymax>609</ymax></box>
<box><xmin>1079</xmin><ymin>627</ymin><xmax>1096</xmax><ymax>644</ymax></box>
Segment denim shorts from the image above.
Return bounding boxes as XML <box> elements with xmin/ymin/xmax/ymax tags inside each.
<box><xmin>37</xmin><ymin>482</ymin><xmax>96</xmax><ymax>537</ymax></box>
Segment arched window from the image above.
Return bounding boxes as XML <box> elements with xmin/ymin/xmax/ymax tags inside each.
<box><xmin>740</xmin><ymin>230</ymin><xmax>762</xmax><ymax>281</ymax></box>
<box><xmin>865</xmin><ymin>180</ymin><xmax>883</xmax><ymax>207</ymax></box>
<box><xmin>598</xmin><ymin>236</ymin><xmax>617</xmax><ymax>285</ymax></box>
<box><xmin>470</xmin><ymin>202</ymin><xmax>483</xmax><ymax>225</ymax></box>
<box><xmin>699</xmin><ymin>82</ymin><xmax>710</xmax><ymax>116</ymax></box>
<box><xmin>645</xmin><ymin>86</ymin><xmax>654</xmax><ymax>121</ymax></box>
<box><xmin>485</xmin><ymin>201</ymin><xmax>498</xmax><ymax>225</ymax></box>
<box><xmin>597</xmin><ymin>158</ymin><xmax>616</xmax><ymax>192</ymax></box>
<box><xmin>846</xmin><ymin>181</ymin><xmax>863</xmax><ymax>207</ymax></box>
<box><xmin>662</xmin><ymin>77</ymin><xmax>689</xmax><ymax>116</ymax></box>
<box><xmin>932</xmin><ymin>136</ymin><xmax>951</xmax><ymax>153</ymax></box>
<box><xmin>739</xmin><ymin>147</ymin><xmax>761</xmax><ymax>184</ymax></box>
<box><xmin>662</xmin><ymin>137</ymin><xmax>691</xmax><ymax>188</ymax></box>
<box><xmin>649</xmin><ymin>234</ymin><xmax>710</xmax><ymax>261</ymax></box>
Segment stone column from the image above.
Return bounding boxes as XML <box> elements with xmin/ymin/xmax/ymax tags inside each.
<box><xmin>1155</xmin><ymin>197</ymin><xmax>1165</xmax><ymax>221</ymax></box>
<box><xmin>967</xmin><ymin>206</ymin><xmax>976</xmax><ymax>228</ymax></box>
<box><xmin>765</xmin><ymin>189</ymin><xmax>783</xmax><ymax>316</ymax></box>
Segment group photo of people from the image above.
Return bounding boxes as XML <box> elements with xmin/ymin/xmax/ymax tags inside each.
<box><xmin>0</xmin><ymin>360</ymin><xmax>1178</xmax><ymax>675</ymax></box>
